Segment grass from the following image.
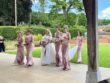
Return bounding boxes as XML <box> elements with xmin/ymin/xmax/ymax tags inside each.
<box><xmin>5</xmin><ymin>41</ymin><xmax>16</xmax><ymax>50</ymax></box>
<box><xmin>6</xmin><ymin>44</ymin><xmax>110</xmax><ymax>68</ymax></box>
<box><xmin>6</xmin><ymin>47</ymin><xmax>41</xmax><ymax>58</ymax></box>
<box><xmin>71</xmin><ymin>44</ymin><xmax>110</xmax><ymax>68</ymax></box>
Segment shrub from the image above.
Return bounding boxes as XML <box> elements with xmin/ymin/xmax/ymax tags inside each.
<box><xmin>33</xmin><ymin>34</ymin><xmax>43</xmax><ymax>41</ymax></box>
<box><xmin>32</xmin><ymin>27</ymin><xmax>45</xmax><ymax>35</ymax></box>
<box><xmin>0</xmin><ymin>25</ymin><xmax>87</xmax><ymax>40</ymax></box>
<box><xmin>0</xmin><ymin>26</ymin><xmax>17</xmax><ymax>40</ymax></box>
<box><xmin>103</xmin><ymin>28</ymin><xmax>110</xmax><ymax>32</ymax></box>
<box><xmin>69</xmin><ymin>28</ymin><xmax>87</xmax><ymax>38</ymax></box>
<box><xmin>5</xmin><ymin>40</ymin><xmax>16</xmax><ymax>50</ymax></box>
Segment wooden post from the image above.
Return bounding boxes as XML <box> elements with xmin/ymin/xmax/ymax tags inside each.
<box><xmin>83</xmin><ymin>0</ymin><xmax>101</xmax><ymax>83</ymax></box>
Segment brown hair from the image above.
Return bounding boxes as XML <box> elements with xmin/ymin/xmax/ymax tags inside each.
<box><xmin>64</xmin><ymin>25</ymin><xmax>68</xmax><ymax>29</ymax></box>
<box><xmin>44</xmin><ymin>29</ymin><xmax>49</xmax><ymax>35</ymax></box>
<box><xmin>56</xmin><ymin>25</ymin><xmax>61</xmax><ymax>31</ymax></box>
<box><xmin>17</xmin><ymin>32</ymin><xmax>22</xmax><ymax>36</ymax></box>
<box><xmin>26</xmin><ymin>29</ymin><xmax>32</xmax><ymax>34</ymax></box>
<box><xmin>78</xmin><ymin>31</ymin><xmax>82</xmax><ymax>36</ymax></box>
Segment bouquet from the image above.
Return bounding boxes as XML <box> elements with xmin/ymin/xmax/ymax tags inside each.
<box><xmin>24</xmin><ymin>43</ymin><xmax>28</xmax><ymax>46</ymax></box>
<box><xmin>40</xmin><ymin>40</ymin><xmax>47</xmax><ymax>47</ymax></box>
<box><xmin>52</xmin><ymin>37</ymin><xmax>63</xmax><ymax>43</ymax></box>
<box><xmin>15</xmin><ymin>43</ymin><xmax>22</xmax><ymax>47</ymax></box>
<box><xmin>15</xmin><ymin>43</ymin><xmax>19</xmax><ymax>47</ymax></box>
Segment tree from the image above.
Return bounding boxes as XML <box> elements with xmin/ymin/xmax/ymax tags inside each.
<box><xmin>0</xmin><ymin>0</ymin><xmax>15</xmax><ymax>25</ymax></box>
<box><xmin>17</xmin><ymin>0</ymin><xmax>32</xmax><ymax>24</ymax></box>
<box><xmin>31</xmin><ymin>12</ymin><xmax>48</xmax><ymax>25</ymax></box>
<box><xmin>50</xmin><ymin>0</ymin><xmax>83</xmax><ymax>24</ymax></box>
<box><xmin>31</xmin><ymin>0</ymin><xmax>87</xmax><ymax>28</ymax></box>
<box><xmin>32</xmin><ymin>0</ymin><xmax>49</xmax><ymax>25</ymax></box>
<box><xmin>77</xmin><ymin>13</ymin><xmax>87</xmax><ymax>26</ymax></box>
<box><xmin>98</xmin><ymin>19</ymin><xmax>110</xmax><ymax>25</ymax></box>
<box><xmin>0</xmin><ymin>0</ymin><xmax>32</xmax><ymax>25</ymax></box>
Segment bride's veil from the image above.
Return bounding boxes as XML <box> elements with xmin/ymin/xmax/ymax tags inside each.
<box><xmin>69</xmin><ymin>45</ymin><xmax>78</xmax><ymax>60</ymax></box>
<box><xmin>48</xmin><ymin>29</ymin><xmax>52</xmax><ymax>37</ymax></box>
<box><xmin>47</xmin><ymin>29</ymin><xmax>56</xmax><ymax>63</ymax></box>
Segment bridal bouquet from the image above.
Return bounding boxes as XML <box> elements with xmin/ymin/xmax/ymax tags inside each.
<box><xmin>35</xmin><ymin>39</ymin><xmax>50</xmax><ymax>47</ymax></box>
<box><xmin>15</xmin><ymin>43</ymin><xmax>19</xmax><ymax>47</ymax></box>
<box><xmin>24</xmin><ymin>43</ymin><xmax>29</xmax><ymax>46</ymax></box>
<box><xmin>51</xmin><ymin>38</ymin><xmax>62</xmax><ymax>43</ymax></box>
<box><xmin>40</xmin><ymin>40</ymin><xmax>47</xmax><ymax>47</ymax></box>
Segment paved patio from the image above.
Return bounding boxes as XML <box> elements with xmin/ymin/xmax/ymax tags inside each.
<box><xmin>0</xmin><ymin>53</ymin><xmax>110</xmax><ymax>83</ymax></box>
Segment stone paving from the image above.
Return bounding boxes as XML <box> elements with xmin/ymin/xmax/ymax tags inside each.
<box><xmin>0</xmin><ymin>53</ymin><xmax>110</xmax><ymax>83</ymax></box>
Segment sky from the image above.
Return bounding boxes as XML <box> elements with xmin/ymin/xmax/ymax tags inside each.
<box><xmin>98</xmin><ymin>0</ymin><xmax>110</xmax><ymax>19</ymax></box>
<box><xmin>32</xmin><ymin>0</ymin><xmax>110</xmax><ymax>19</ymax></box>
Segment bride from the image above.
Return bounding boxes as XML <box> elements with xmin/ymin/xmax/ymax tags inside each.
<box><xmin>40</xmin><ymin>29</ymin><xmax>56</xmax><ymax>65</ymax></box>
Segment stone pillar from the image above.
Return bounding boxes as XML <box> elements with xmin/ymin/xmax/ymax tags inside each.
<box><xmin>82</xmin><ymin>0</ymin><xmax>101</xmax><ymax>83</ymax></box>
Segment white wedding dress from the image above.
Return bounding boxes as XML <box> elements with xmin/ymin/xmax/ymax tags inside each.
<box><xmin>41</xmin><ymin>31</ymin><xmax>56</xmax><ymax>65</ymax></box>
<box><xmin>49</xmin><ymin>43</ymin><xmax>56</xmax><ymax>63</ymax></box>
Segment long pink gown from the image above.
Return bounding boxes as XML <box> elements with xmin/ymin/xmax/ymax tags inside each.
<box><xmin>76</xmin><ymin>36</ymin><xmax>83</xmax><ymax>62</ymax></box>
<box><xmin>62</xmin><ymin>32</ymin><xmax>71</xmax><ymax>70</ymax></box>
<box><xmin>54</xmin><ymin>32</ymin><xmax>62</xmax><ymax>66</ymax></box>
<box><xmin>14</xmin><ymin>37</ymin><xmax>24</xmax><ymax>65</ymax></box>
<box><xmin>25</xmin><ymin>34</ymin><xmax>34</xmax><ymax>66</ymax></box>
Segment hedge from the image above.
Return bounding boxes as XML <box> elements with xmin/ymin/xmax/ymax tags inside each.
<box><xmin>0</xmin><ymin>26</ymin><xmax>17</xmax><ymax>40</ymax></box>
<box><xmin>0</xmin><ymin>25</ymin><xmax>87</xmax><ymax>40</ymax></box>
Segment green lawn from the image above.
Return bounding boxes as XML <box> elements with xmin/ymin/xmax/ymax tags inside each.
<box><xmin>6</xmin><ymin>44</ymin><xmax>110</xmax><ymax>68</ymax></box>
<box><xmin>6</xmin><ymin>47</ymin><xmax>41</xmax><ymax>58</ymax></box>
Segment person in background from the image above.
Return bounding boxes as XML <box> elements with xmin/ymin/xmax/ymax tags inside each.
<box><xmin>75</xmin><ymin>31</ymin><xmax>83</xmax><ymax>64</ymax></box>
<box><xmin>61</xmin><ymin>25</ymin><xmax>71</xmax><ymax>71</ymax></box>
<box><xmin>54</xmin><ymin>26</ymin><xmax>62</xmax><ymax>67</ymax></box>
<box><xmin>0</xmin><ymin>36</ymin><xmax>5</xmax><ymax>52</ymax></box>
<box><xmin>25</xmin><ymin>30</ymin><xmax>34</xmax><ymax>67</ymax></box>
<box><xmin>14</xmin><ymin>32</ymin><xmax>24</xmax><ymax>65</ymax></box>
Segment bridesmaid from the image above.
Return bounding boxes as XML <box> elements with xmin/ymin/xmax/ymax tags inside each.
<box><xmin>76</xmin><ymin>31</ymin><xmax>83</xmax><ymax>63</ymax></box>
<box><xmin>54</xmin><ymin>26</ymin><xmax>62</xmax><ymax>67</ymax></box>
<box><xmin>25</xmin><ymin>30</ymin><xmax>34</xmax><ymax>67</ymax></box>
<box><xmin>14</xmin><ymin>32</ymin><xmax>24</xmax><ymax>65</ymax></box>
<box><xmin>62</xmin><ymin>25</ymin><xmax>71</xmax><ymax>71</ymax></box>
